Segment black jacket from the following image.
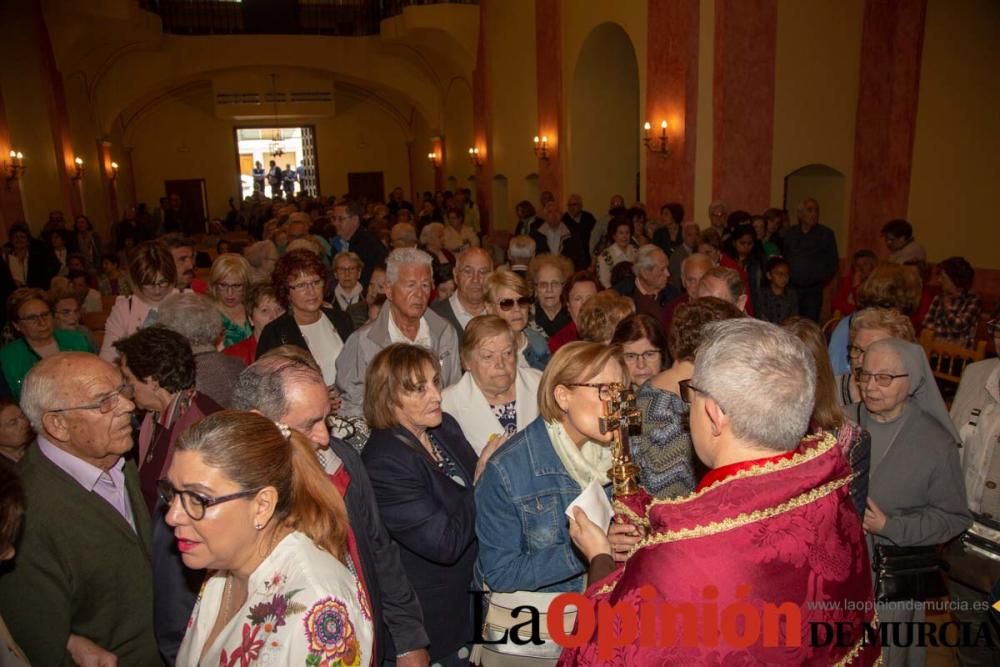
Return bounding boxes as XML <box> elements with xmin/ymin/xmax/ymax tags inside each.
<box><xmin>362</xmin><ymin>415</ymin><xmax>478</xmax><ymax>660</ymax></box>
<box><xmin>255</xmin><ymin>307</ymin><xmax>355</xmax><ymax>361</ymax></box>
<box><xmin>562</xmin><ymin>210</ymin><xmax>596</xmax><ymax>266</ymax></box>
<box><xmin>343</xmin><ymin>227</ymin><xmax>388</xmax><ymax>287</ymax></box>
<box><xmin>328</xmin><ymin>438</ymin><xmax>430</xmax><ymax>662</ymax></box>
<box><xmin>529</xmin><ymin>220</ymin><xmax>589</xmax><ymax>271</ymax></box>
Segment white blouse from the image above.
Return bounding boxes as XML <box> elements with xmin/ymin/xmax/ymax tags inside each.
<box><xmin>597</xmin><ymin>244</ymin><xmax>638</xmax><ymax>288</ymax></box>
<box><xmin>177</xmin><ymin>531</ymin><xmax>373</xmax><ymax>667</ymax></box>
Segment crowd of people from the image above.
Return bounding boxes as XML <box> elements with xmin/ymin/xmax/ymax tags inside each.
<box><xmin>0</xmin><ymin>185</ymin><xmax>995</xmax><ymax>666</ymax></box>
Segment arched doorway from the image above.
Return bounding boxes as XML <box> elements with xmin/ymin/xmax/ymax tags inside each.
<box><xmin>784</xmin><ymin>164</ymin><xmax>847</xmax><ymax>251</ymax></box>
<box><xmin>569</xmin><ymin>23</ymin><xmax>640</xmax><ymax>212</ymax></box>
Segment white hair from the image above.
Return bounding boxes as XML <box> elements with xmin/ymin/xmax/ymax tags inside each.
<box><xmin>633</xmin><ymin>244</ymin><xmax>667</xmax><ymax>274</ymax></box>
<box><xmin>386</xmin><ymin>247</ymin><xmax>433</xmax><ymax>284</ymax></box>
<box><xmin>20</xmin><ymin>352</ymin><xmax>96</xmax><ymax>433</ymax></box>
<box><xmin>157</xmin><ymin>293</ymin><xmax>223</xmax><ymax>348</ymax></box>
<box><xmin>693</xmin><ymin>319</ymin><xmax>815</xmax><ymax>451</ymax></box>
<box><xmin>419</xmin><ymin>222</ymin><xmax>444</xmax><ymax>246</ymax></box>
<box><xmin>507</xmin><ymin>235</ymin><xmax>537</xmax><ymax>262</ymax></box>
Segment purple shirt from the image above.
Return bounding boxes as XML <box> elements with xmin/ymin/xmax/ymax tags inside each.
<box><xmin>37</xmin><ymin>435</ymin><xmax>136</xmax><ymax>532</ymax></box>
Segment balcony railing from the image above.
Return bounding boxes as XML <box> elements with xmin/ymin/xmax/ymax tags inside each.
<box><xmin>139</xmin><ymin>0</ymin><xmax>477</xmax><ymax>36</ymax></box>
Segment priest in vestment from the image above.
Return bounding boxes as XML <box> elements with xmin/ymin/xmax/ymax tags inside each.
<box><xmin>560</xmin><ymin>319</ymin><xmax>879</xmax><ymax>666</ymax></box>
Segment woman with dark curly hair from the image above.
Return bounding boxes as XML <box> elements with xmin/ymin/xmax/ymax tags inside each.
<box><xmin>632</xmin><ymin>297</ymin><xmax>744</xmax><ymax>498</ymax></box>
<box><xmin>255</xmin><ymin>249</ymin><xmax>354</xmax><ymax>385</ymax></box>
<box><xmin>922</xmin><ymin>256</ymin><xmax>982</xmax><ymax>347</ymax></box>
<box><xmin>113</xmin><ymin>325</ymin><xmax>223</xmax><ymax>662</ymax></box>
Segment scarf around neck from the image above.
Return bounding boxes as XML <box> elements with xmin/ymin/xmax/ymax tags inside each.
<box><xmin>546</xmin><ymin>419</ymin><xmax>612</xmax><ymax>488</ymax></box>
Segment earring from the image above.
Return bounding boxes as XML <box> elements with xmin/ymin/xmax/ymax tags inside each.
<box><xmin>254</xmin><ymin>523</ymin><xmax>263</xmax><ymax>530</ymax></box>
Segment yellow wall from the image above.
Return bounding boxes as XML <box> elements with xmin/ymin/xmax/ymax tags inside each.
<box><xmin>128</xmin><ymin>86</ymin><xmax>414</xmax><ymax>219</ymax></box>
<box><xmin>562</xmin><ymin>0</ymin><xmax>646</xmax><ymax>210</ymax></box>
<box><xmin>770</xmin><ymin>0</ymin><xmax>863</xmax><ymax>253</ymax></box>
<box><xmin>692</xmin><ymin>0</ymin><xmax>715</xmax><ymax>227</ymax></box>
<box><xmin>0</xmin><ymin>4</ymin><xmax>66</xmax><ymax>232</ymax></box>
<box><xmin>908</xmin><ymin>0</ymin><xmax>1000</xmax><ymax>268</ymax></box>
<box><xmin>483</xmin><ymin>0</ymin><xmax>538</xmax><ymax>227</ymax></box>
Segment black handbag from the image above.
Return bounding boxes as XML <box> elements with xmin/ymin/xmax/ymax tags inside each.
<box><xmin>873</xmin><ymin>543</ymin><xmax>948</xmax><ymax>602</ymax></box>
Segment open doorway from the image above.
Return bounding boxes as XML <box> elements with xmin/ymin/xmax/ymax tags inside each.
<box><xmin>234</xmin><ymin>127</ymin><xmax>319</xmax><ymax>200</ymax></box>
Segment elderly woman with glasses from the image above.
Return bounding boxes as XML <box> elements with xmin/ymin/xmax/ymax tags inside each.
<box><xmin>328</xmin><ymin>251</ymin><xmax>369</xmax><ymax>330</ymax></box>
<box><xmin>474</xmin><ymin>342</ymin><xmax>641</xmax><ymax>664</ymax></box>
<box><xmin>484</xmin><ymin>270</ymin><xmax>550</xmax><ymax>371</ymax></box>
<box><xmin>209</xmin><ymin>253</ymin><xmax>253</xmax><ymax>348</ymax></box>
<box><xmin>0</xmin><ymin>288</ymin><xmax>90</xmax><ymax>400</ymax></box>
<box><xmin>99</xmin><ymin>241</ymin><xmax>178</xmax><ymax>362</ymax></box>
<box><xmin>256</xmin><ymin>249</ymin><xmax>354</xmax><ymax>387</ymax></box>
<box><xmin>113</xmin><ymin>325</ymin><xmax>223</xmax><ymax>662</ymax></box>
<box><xmin>165</xmin><ymin>412</ymin><xmax>372</xmax><ymax>667</ymax></box>
<box><xmin>853</xmin><ymin>338</ymin><xmax>971</xmax><ymax>666</ymax></box>
<box><xmin>361</xmin><ymin>344</ymin><xmax>479</xmax><ymax>665</ymax></box>
<box><xmin>610</xmin><ymin>313</ymin><xmax>667</xmax><ymax>388</ymax></box>
<box><xmin>836</xmin><ymin>307</ymin><xmax>915</xmax><ymax>405</ymax></box>
<box><xmin>527</xmin><ymin>254</ymin><xmax>573</xmax><ymax>339</ymax></box>
<box><xmin>442</xmin><ymin>315</ymin><xmax>541</xmax><ymax>456</ymax></box>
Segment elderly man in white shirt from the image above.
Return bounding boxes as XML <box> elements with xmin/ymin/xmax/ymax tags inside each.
<box><xmin>336</xmin><ymin>247</ymin><xmax>461</xmax><ymax>418</ymax></box>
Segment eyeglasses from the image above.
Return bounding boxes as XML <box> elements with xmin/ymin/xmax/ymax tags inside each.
<box><xmin>142</xmin><ymin>280</ymin><xmax>172</xmax><ymax>290</ymax></box>
<box><xmin>47</xmin><ymin>382</ymin><xmax>135</xmax><ymax>415</ymax></box>
<box><xmin>565</xmin><ymin>382</ymin><xmax>615</xmax><ymax>401</ymax></box>
<box><xmin>157</xmin><ymin>480</ymin><xmax>261</xmax><ymax>521</ymax></box>
<box><xmin>496</xmin><ymin>296</ymin><xmax>532</xmax><ymax>311</ymax></box>
<box><xmin>678</xmin><ymin>379</ymin><xmax>707</xmax><ymax>404</ymax></box>
<box><xmin>536</xmin><ymin>281</ymin><xmax>564</xmax><ymax>291</ymax></box>
<box><xmin>215</xmin><ymin>282</ymin><xmax>244</xmax><ymax>293</ymax></box>
<box><xmin>288</xmin><ymin>278</ymin><xmax>323</xmax><ymax>292</ymax></box>
<box><xmin>623</xmin><ymin>350</ymin><xmax>661</xmax><ymax>365</ymax></box>
<box><xmin>853</xmin><ymin>370</ymin><xmax>909</xmax><ymax>387</ymax></box>
<box><xmin>18</xmin><ymin>311</ymin><xmax>52</xmax><ymax>324</ymax></box>
<box><xmin>847</xmin><ymin>344</ymin><xmax>866</xmax><ymax>360</ymax></box>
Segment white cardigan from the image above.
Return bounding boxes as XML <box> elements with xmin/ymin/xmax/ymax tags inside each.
<box><xmin>442</xmin><ymin>367</ymin><xmax>541</xmax><ymax>455</ymax></box>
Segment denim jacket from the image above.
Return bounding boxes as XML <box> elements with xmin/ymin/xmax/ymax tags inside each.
<box><xmin>475</xmin><ymin>417</ymin><xmax>609</xmax><ymax>594</ymax></box>
<box><xmin>521</xmin><ymin>328</ymin><xmax>552</xmax><ymax>372</ymax></box>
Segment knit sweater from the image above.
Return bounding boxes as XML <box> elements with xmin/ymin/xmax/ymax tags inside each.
<box><xmin>0</xmin><ymin>445</ymin><xmax>160</xmax><ymax>666</ymax></box>
<box><xmin>630</xmin><ymin>382</ymin><xmax>698</xmax><ymax>499</ymax></box>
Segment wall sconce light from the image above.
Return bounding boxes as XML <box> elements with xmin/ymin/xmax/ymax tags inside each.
<box><xmin>427</xmin><ymin>151</ymin><xmax>441</xmax><ymax>167</ymax></box>
<box><xmin>533</xmin><ymin>135</ymin><xmax>550</xmax><ymax>161</ymax></box>
<box><xmin>468</xmin><ymin>146</ymin><xmax>481</xmax><ymax>168</ymax></box>
<box><xmin>643</xmin><ymin>120</ymin><xmax>669</xmax><ymax>155</ymax></box>
<box><xmin>4</xmin><ymin>150</ymin><xmax>25</xmax><ymax>187</ymax></box>
<box><xmin>72</xmin><ymin>156</ymin><xmax>85</xmax><ymax>182</ymax></box>
<box><xmin>110</xmin><ymin>161</ymin><xmax>119</xmax><ymax>182</ymax></box>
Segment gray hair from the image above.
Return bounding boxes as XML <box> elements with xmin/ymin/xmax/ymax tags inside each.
<box><xmin>507</xmin><ymin>235</ymin><xmax>536</xmax><ymax>262</ymax></box>
<box><xmin>244</xmin><ymin>240</ymin><xmax>278</xmax><ymax>268</ymax></box>
<box><xmin>21</xmin><ymin>352</ymin><xmax>109</xmax><ymax>433</ymax></box>
<box><xmin>680</xmin><ymin>252</ymin><xmax>713</xmax><ymax>274</ymax></box>
<box><xmin>333</xmin><ymin>250</ymin><xmax>363</xmax><ymax>270</ymax></box>
<box><xmin>456</xmin><ymin>246</ymin><xmax>493</xmax><ymax>271</ymax></box>
<box><xmin>693</xmin><ymin>319</ymin><xmax>816</xmax><ymax>451</ymax></box>
<box><xmin>231</xmin><ymin>354</ymin><xmax>325</xmax><ymax>420</ymax></box>
<box><xmin>286</xmin><ymin>237</ymin><xmax>323</xmax><ymax>256</ymax></box>
<box><xmin>419</xmin><ymin>222</ymin><xmax>444</xmax><ymax>246</ymax></box>
<box><xmin>157</xmin><ymin>293</ymin><xmax>223</xmax><ymax>349</ymax></box>
<box><xmin>633</xmin><ymin>244</ymin><xmax>667</xmax><ymax>274</ymax></box>
<box><xmin>386</xmin><ymin>247</ymin><xmax>433</xmax><ymax>284</ymax></box>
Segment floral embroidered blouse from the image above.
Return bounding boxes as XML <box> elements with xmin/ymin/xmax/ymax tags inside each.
<box><xmin>177</xmin><ymin>531</ymin><xmax>373</xmax><ymax>667</ymax></box>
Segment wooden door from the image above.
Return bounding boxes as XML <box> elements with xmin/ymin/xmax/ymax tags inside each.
<box><xmin>239</xmin><ymin>153</ymin><xmax>254</xmax><ymax>176</ymax></box>
<box><xmin>347</xmin><ymin>171</ymin><xmax>384</xmax><ymax>203</ymax></box>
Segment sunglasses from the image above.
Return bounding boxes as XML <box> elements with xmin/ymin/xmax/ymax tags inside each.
<box><xmin>496</xmin><ymin>296</ymin><xmax>532</xmax><ymax>311</ymax></box>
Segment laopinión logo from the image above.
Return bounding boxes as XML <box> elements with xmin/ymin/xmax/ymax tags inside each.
<box><xmin>470</xmin><ymin>587</ymin><xmax>1000</xmax><ymax>660</ymax></box>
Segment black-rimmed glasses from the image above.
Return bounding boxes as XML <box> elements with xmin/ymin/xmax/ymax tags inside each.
<box><xmin>678</xmin><ymin>379</ymin><xmax>707</xmax><ymax>404</ymax></box>
<box><xmin>47</xmin><ymin>383</ymin><xmax>134</xmax><ymax>415</ymax></box>
<box><xmin>853</xmin><ymin>369</ymin><xmax>909</xmax><ymax>387</ymax></box>
<box><xmin>157</xmin><ymin>480</ymin><xmax>261</xmax><ymax>521</ymax></box>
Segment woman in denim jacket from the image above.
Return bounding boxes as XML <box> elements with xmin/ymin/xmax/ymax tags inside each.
<box><xmin>475</xmin><ymin>342</ymin><xmax>642</xmax><ymax>597</ymax></box>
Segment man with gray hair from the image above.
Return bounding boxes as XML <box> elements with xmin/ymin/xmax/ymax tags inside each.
<box><xmin>232</xmin><ymin>349</ymin><xmax>432</xmax><ymax>667</ymax></box>
<box><xmin>0</xmin><ymin>353</ymin><xmax>161</xmax><ymax>665</ymax></box>
<box><xmin>668</xmin><ymin>221</ymin><xmax>702</xmax><ymax>291</ymax></box>
<box><xmin>390</xmin><ymin>222</ymin><xmax>418</xmax><ymax>249</ymax></box>
<box><xmin>695</xmin><ymin>265</ymin><xmax>748</xmax><ymax>313</ymax></box>
<box><xmin>561</xmin><ymin>319</ymin><xmax>879</xmax><ymax>664</ymax></box>
<box><xmin>612</xmin><ymin>244</ymin><xmax>677</xmax><ymax>321</ymax></box>
<box><xmin>157</xmin><ymin>292</ymin><xmax>245</xmax><ymax>407</ymax></box>
<box><xmin>336</xmin><ymin>247</ymin><xmax>461</xmax><ymax>417</ymax></box>
<box><xmin>430</xmin><ymin>246</ymin><xmax>492</xmax><ymax>340</ymax></box>
<box><xmin>662</xmin><ymin>251</ymin><xmax>714</xmax><ymax>333</ymax></box>
<box><xmin>505</xmin><ymin>234</ymin><xmax>536</xmax><ymax>279</ymax></box>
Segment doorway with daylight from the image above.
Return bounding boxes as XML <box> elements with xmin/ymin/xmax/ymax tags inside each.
<box><xmin>234</xmin><ymin>127</ymin><xmax>319</xmax><ymax>200</ymax></box>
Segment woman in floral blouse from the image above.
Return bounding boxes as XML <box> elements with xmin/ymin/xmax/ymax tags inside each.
<box><xmin>922</xmin><ymin>256</ymin><xmax>982</xmax><ymax>347</ymax></box>
<box><xmin>166</xmin><ymin>411</ymin><xmax>372</xmax><ymax>667</ymax></box>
